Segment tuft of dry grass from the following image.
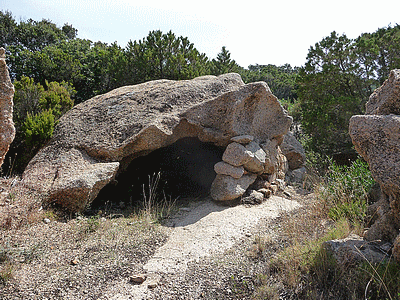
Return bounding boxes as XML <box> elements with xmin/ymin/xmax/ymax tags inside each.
<box><xmin>0</xmin><ymin>177</ymin><xmax>45</xmax><ymax>230</ymax></box>
<box><xmin>0</xmin><ymin>172</ymin><xmax>176</xmax><ymax>298</ymax></box>
<box><xmin>253</xmin><ymin>159</ymin><xmax>400</xmax><ymax>300</ymax></box>
<box><xmin>139</xmin><ymin>172</ymin><xmax>177</xmax><ymax>223</ymax></box>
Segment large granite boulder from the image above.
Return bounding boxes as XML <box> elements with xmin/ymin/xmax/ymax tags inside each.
<box><xmin>0</xmin><ymin>48</ymin><xmax>15</xmax><ymax>168</ymax></box>
<box><xmin>22</xmin><ymin>73</ymin><xmax>292</xmax><ymax>212</ymax></box>
<box><xmin>349</xmin><ymin>69</ymin><xmax>400</xmax><ymax>261</ymax></box>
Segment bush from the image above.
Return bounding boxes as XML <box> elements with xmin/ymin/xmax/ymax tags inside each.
<box><xmin>7</xmin><ymin>76</ymin><xmax>75</xmax><ymax>173</ymax></box>
<box><xmin>39</xmin><ymin>80</ymin><xmax>74</xmax><ymax>118</ymax></box>
<box><xmin>319</xmin><ymin>158</ymin><xmax>375</xmax><ymax>225</ymax></box>
<box><xmin>23</xmin><ymin>109</ymin><xmax>55</xmax><ymax>149</ymax></box>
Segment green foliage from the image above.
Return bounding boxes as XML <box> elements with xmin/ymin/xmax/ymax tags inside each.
<box><xmin>40</xmin><ymin>80</ymin><xmax>74</xmax><ymax>118</ymax></box>
<box><xmin>23</xmin><ymin>110</ymin><xmax>55</xmax><ymax>148</ymax></box>
<box><xmin>211</xmin><ymin>46</ymin><xmax>240</xmax><ymax>75</ymax></box>
<box><xmin>0</xmin><ymin>10</ymin><xmax>17</xmax><ymax>48</ymax></box>
<box><xmin>241</xmin><ymin>63</ymin><xmax>299</xmax><ymax>101</ymax></box>
<box><xmin>125</xmin><ymin>30</ymin><xmax>210</xmax><ymax>84</ymax></box>
<box><xmin>13</xmin><ymin>76</ymin><xmax>44</xmax><ymax>126</ymax></box>
<box><xmin>4</xmin><ymin>9</ymin><xmax>400</xmax><ymax>178</ymax></box>
<box><xmin>298</xmin><ymin>25</ymin><xmax>400</xmax><ymax>156</ymax></box>
<box><xmin>13</xmin><ymin>76</ymin><xmax>74</xmax><ymax>133</ymax></box>
<box><xmin>11</xmin><ymin>76</ymin><xmax>74</xmax><ymax>172</ymax></box>
<box><xmin>0</xmin><ymin>11</ymin><xmax>72</xmax><ymax>52</ymax></box>
<box><xmin>83</xmin><ymin>216</ymin><xmax>101</xmax><ymax>234</ymax></box>
<box><xmin>267</xmin><ymin>219</ymin><xmax>352</xmax><ymax>298</ymax></box>
<box><xmin>0</xmin><ymin>262</ymin><xmax>14</xmax><ymax>284</ymax></box>
<box><xmin>320</xmin><ymin>158</ymin><xmax>375</xmax><ymax>225</ymax></box>
<box><xmin>360</xmin><ymin>260</ymin><xmax>400</xmax><ymax>299</ymax></box>
<box><xmin>297</xmin><ymin>32</ymin><xmax>365</xmax><ymax>156</ymax></box>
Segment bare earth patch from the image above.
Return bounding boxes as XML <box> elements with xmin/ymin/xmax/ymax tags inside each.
<box><xmin>0</xmin><ymin>183</ymin><xmax>315</xmax><ymax>300</ymax></box>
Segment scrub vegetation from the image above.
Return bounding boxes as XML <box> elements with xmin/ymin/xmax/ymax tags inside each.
<box><xmin>1</xmin><ymin>9</ymin><xmax>400</xmax><ymax>299</ymax></box>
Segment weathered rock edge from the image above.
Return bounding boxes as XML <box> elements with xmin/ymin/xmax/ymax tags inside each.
<box><xmin>0</xmin><ymin>48</ymin><xmax>16</xmax><ymax>168</ymax></box>
<box><xmin>22</xmin><ymin>73</ymin><xmax>292</xmax><ymax>212</ymax></box>
<box><xmin>349</xmin><ymin>69</ymin><xmax>400</xmax><ymax>262</ymax></box>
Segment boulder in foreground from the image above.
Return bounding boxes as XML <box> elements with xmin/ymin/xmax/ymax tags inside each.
<box><xmin>22</xmin><ymin>73</ymin><xmax>292</xmax><ymax>212</ymax></box>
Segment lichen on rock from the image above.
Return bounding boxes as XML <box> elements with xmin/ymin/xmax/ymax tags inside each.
<box><xmin>0</xmin><ymin>47</ymin><xmax>16</xmax><ymax>169</ymax></box>
<box><xmin>349</xmin><ymin>69</ymin><xmax>400</xmax><ymax>262</ymax></box>
<box><xmin>22</xmin><ymin>73</ymin><xmax>292</xmax><ymax>212</ymax></box>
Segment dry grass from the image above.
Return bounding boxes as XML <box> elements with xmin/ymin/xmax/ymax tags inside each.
<box><xmin>0</xmin><ymin>177</ymin><xmax>45</xmax><ymax>231</ymax></box>
<box><xmin>1</xmin><ymin>161</ymin><xmax>399</xmax><ymax>299</ymax></box>
<box><xmin>0</xmin><ymin>209</ymin><xmax>168</xmax><ymax>299</ymax></box>
<box><xmin>253</xmin><ymin>160</ymin><xmax>400</xmax><ymax>300</ymax></box>
<box><xmin>139</xmin><ymin>171</ymin><xmax>177</xmax><ymax>223</ymax></box>
<box><xmin>0</xmin><ymin>174</ymin><xmax>174</xmax><ymax>299</ymax></box>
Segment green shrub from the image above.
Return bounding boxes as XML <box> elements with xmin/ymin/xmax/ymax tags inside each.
<box><xmin>9</xmin><ymin>76</ymin><xmax>75</xmax><ymax>173</ymax></box>
<box><xmin>320</xmin><ymin>158</ymin><xmax>375</xmax><ymax>225</ymax></box>
<box><xmin>23</xmin><ymin>109</ymin><xmax>56</xmax><ymax>148</ymax></box>
<box><xmin>13</xmin><ymin>76</ymin><xmax>44</xmax><ymax>126</ymax></box>
<box><xmin>39</xmin><ymin>80</ymin><xmax>74</xmax><ymax>118</ymax></box>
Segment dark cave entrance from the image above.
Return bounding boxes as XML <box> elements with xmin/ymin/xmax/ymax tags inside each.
<box><xmin>93</xmin><ymin>137</ymin><xmax>224</xmax><ymax>209</ymax></box>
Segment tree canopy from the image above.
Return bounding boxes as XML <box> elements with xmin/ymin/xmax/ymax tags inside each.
<box><xmin>2</xmin><ymin>9</ymin><xmax>400</xmax><ymax>172</ymax></box>
<box><xmin>297</xmin><ymin>25</ymin><xmax>400</xmax><ymax>157</ymax></box>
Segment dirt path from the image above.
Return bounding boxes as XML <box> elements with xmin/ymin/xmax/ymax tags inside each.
<box><xmin>1</xmin><ymin>183</ymin><xmax>307</xmax><ymax>300</ymax></box>
<box><xmin>102</xmin><ymin>195</ymin><xmax>301</xmax><ymax>300</ymax></box>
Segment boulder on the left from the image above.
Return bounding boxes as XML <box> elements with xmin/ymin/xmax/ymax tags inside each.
<box><xmin>0</xmin><ymin>48</ymin><xmax>15</xmax><ymax>168</ymax></box>
<box><xmin>23</xmin><ymin>147</ymin><xmax>120</xmax><ymax>212</ymax></box>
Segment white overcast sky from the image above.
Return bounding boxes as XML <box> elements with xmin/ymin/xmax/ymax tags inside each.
<box><xmin>1</xmin><ymin>0</ymin><xmax>400</xmax><ymax>67</ymax></box>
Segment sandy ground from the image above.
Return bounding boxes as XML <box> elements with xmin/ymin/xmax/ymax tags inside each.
<box><xmin>101</xmin><ymin>195</ymin><xmax>301</xmax><ymax>300</ymax></box>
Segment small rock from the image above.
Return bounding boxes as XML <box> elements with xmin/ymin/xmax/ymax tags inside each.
<box><xmin>70</xmin><ymin>258</ymin><xmax>79</xmax><ymax>265</ymax></box>
<box><xmin>275</xmin><ymin>179</ymin><xmax>285</xmax><ymax>190</ymax></box>
<box><xmin>324</xmin><ymin>234</ymin><xmax>390</xmax><ymax>265</ymax></box>
<box><xmin>269</xmin><ymin>184</ymin><xmax>278</xmax><ymax>194</ymax></box>
<box><xmin>250</xmin><ymin>190</ymin><xmax>264</xmax><ymax>202</ymax></box>
<box><xmin>147</xmin><ymin>281</ymin><xmax>158</xmax><ymax>289</ymax></box>
<box><xmin>10</xmin><ymin>179</ymin><xmax>18</xmax><ymax>187</ymax></box>
<box><xmin>43</xmin><ymin>218</ymin><xmax>51</xmax><ymax>224</ymax></box>
<box><xmin>214</xmin><ymin>161</ymin><xmax>245</xmax><ymax>179</ymax></box>
<box><xmin>243</xmin><ymin>141</ymin><xmax>267</xmax><ymax>174</ymax></box>
<box><xmin>210</xmin><ymin>174</ymin><xmax>257</xmax><ymax>201</ymax></box>
<box><xmin>179</xmin><ymin>207</ymin><xmax>191</xmax><ymax>212</ymax></box>
<box><xmin>281</xmin><ymin>132</ymin><xmax>306</xmax><ymax>170</ymax></box>
<box><xmin>283</xmin><ymin>191</ymin><xmax>292</xmax><ymax>198</ymax></box>
<box><xmin>242</xmin><ymin>190</ymin><xmax>264</xmax><ymax>205</ymax></box>
<box><xmin>230</xmin><ymin>135</ymin><xmax>254</xmax><ymax>144</ymax></box>
<box><xmin>129</xmin><ymin>273</ymin><xmax>147</xmax><ymax>284</ymax></box>
<box><xmin>250</xmin><ymin>177</ymin><xmax>270</xmax><ymax>190</ymax></box>
<box><xmin>258</xmin><ymin>188</ymin><xmax>271</xmax><ymax>198</ymax></box>
<box><xmin>147</xmin><ymin>274</ymin><xmax>161</xmax><ymax>288</ymax></box>
<box><xmin>222</xmin><ymin>142</ymin><xmax>254</xmax><ymax>167</ymax></box>
<box><xmin>286</xmin><ymin>167</ymin><xmax>306</xmax><ymax>185</ymax></box>
<box><xmin>267</xmin><ymin>172</ymin><xmax>277</xmax><ymax>183</ymax></box>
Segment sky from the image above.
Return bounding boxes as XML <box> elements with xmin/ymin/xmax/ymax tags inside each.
<box><xmin>1</xmin><ymin>0</ymin><xmax>400</xmax><ymax>68</ymax></box>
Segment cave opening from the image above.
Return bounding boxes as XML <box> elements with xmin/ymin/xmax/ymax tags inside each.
<box><xmin>92</xmin><ymin>137</ymin><xmax>224</xmax><ymax>211</ymax></box>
